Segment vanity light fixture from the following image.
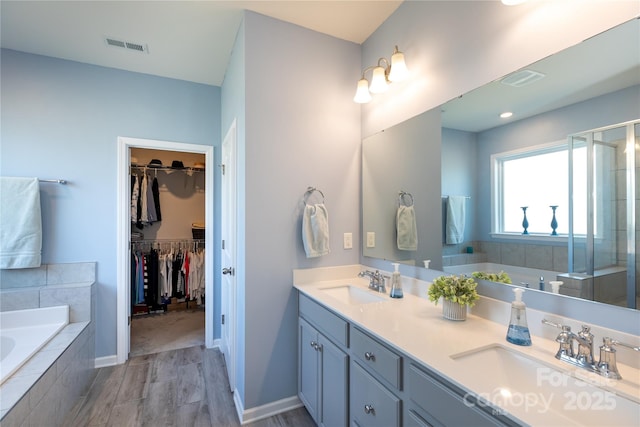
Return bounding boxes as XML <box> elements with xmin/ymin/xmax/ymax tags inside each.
<box><xmin>354</xmin><ymin>45</ymin><xmax>409</xmax><ymax>103</ymax></box>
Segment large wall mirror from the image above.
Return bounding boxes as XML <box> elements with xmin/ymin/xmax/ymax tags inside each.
<box><xmin>363</xmin><ymin>18</ymin><xmax>639</xmax><ymax>311</ymax></box>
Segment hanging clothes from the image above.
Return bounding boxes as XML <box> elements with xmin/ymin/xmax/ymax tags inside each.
<box><xmin>130</xmin><ymin>169</ymin><xmax>162</xmax><ymax>229</ymax></box>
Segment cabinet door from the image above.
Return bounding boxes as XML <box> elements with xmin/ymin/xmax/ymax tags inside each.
<box><xmin>350</xmin><ymin>361</ymin><xmax>400</xmax><ymax>427</ymax></box>
<box><xmin>319</xmin><ymin>335</ymin><xmax>348</xmax><ymax>427</ymax></box>
<box><xmin>299</xmin><ymin>318</ymin><xmax>319</xmax><ymax>423</ymax></box>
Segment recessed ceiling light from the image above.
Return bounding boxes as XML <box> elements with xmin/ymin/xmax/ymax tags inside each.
<box><xmin>500</xmin><ymin>112</ymin><xmax>513</xmax><ymax>119</ymax></box>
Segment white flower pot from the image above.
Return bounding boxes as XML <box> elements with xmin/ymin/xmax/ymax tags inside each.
<box><xmin>443</xmin><ymin>299</ymin><xmax>467</xmax><ymax>321</ymax></box>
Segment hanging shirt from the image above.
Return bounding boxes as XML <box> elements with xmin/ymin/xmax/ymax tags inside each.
<box><xmin>131</xmin><ymin>175</ymin><xmax>139</xmax><ymax>223</ymax></box>
<box><xmin>146</xmin><ymin>173</ymin><xmax>158</xmax><ymax>223</ymax></box>
<box><xmin>152</xmin><ymin>177</ymin><xmax>162</xmax><ymax>221</ymax></box>
<box><xmin>140</xmin><ymin>174</ymin><xmax>149</xmax><ymax>224</ymax></box>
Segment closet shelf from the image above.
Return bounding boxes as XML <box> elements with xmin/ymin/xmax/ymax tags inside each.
<box><xmin>130</xmin><ymin>164</ymin><xmax>205</xmax><ymax>173</ymax></box>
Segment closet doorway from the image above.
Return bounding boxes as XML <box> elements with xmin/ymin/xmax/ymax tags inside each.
<box><xmin>116</xmin><ymin>137</ymin><xmax>214</xmax><ymax>364</ymax></box>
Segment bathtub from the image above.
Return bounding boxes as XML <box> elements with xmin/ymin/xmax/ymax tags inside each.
<box><xmin>0</xmin><ymin>305</ymin><xmax>69</xmax><ymax>385</ymax></box>
<box><xmin>443</xmin><ymin>263</ymin><xmax>562</xmax><ymax>290</ymax></box>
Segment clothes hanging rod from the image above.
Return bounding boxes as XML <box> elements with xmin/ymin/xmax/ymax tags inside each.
<box><xmin>131</xmin><ymin>238</ymin><xmax>205</xmax><ymax>243</ymax></box>
<box><xmin>442</xmin><ymin>195</ymin><xmax>471</xmax><ymax>199</ymax></box>
<box><xmin>39</xmin><ymin>179</ymin><xmax>67</xmax><ymax>184</ymax></box>
<box><xmin>130</xmin><ymin>165</ymin><xmax>204</xmax><ymax>172</ymax></box>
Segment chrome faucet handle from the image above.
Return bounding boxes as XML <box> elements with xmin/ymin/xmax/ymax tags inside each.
<box><xmin>609</xmin><ymin>338</ymin><xmax>640</xmax><ymax>352</ymax></box>
<box><xmin>541</xmin><ymin>319</ymin><xmax>563</xmax><ymax>329</ymax></box>
<box><xmin>542</xmin><ymin>319</ymin><xmax>574</xmax><ymax>358</ymax></box>
<box><xmin>596</xmin><ymin>337</ymin><xmax>640</xmax><ymax>380</ymax></box>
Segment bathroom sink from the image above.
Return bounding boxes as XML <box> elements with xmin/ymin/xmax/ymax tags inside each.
<box><xmin>450</xmin><ymin>344</ymin><xmax>640</xmax><ymax>425</ymax></box>
<box><xmin>320</xmin><ymin>285</ymin><xmax>386</xmax><ymax>305</ymax></box>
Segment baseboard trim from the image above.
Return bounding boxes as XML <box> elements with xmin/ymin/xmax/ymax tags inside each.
<box><xmin>94</xmin><ymin>355</ymin><xmax>118</xmax><ymax>368</ymax></box>
<box><xmin>235</xmin><ymin>394</ymin><xmax>303</xmax><ymax>425</ymax></box>
<box><xmin>211</xmin><ymin>338</ymin><xmax>221</xmax><ymax>348</ymax></box>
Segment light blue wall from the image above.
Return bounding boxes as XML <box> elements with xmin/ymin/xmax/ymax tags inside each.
<box><xmin>239</xmin><ymin>11</ymin><xmax>361</xmax><ymax>409</ymax></box>
<box><xmin>0</xmin><ymin>49</ymin><xmax>221</xmax><ymax>357</ymax></box>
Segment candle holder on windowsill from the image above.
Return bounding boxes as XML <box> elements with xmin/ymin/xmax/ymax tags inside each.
<box><xmin>550</xmin><ymin>205</ymin><xmax>558</xmax><ymax>235</ymax></box>
<box><xmin>521</xmin><ymin>206</ymin><xmax>529</xmax><ymax>235</ymax></box>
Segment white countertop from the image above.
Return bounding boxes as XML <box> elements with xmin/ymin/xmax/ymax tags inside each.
<box><xmin>293</xmin><ymin>265</ymin><xmax>640</xmax><ymax>426</ymax></box>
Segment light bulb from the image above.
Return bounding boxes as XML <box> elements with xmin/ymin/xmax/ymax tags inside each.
<box><xmin>388</xmin><ymin>49</ymin><xmax>408</xmax><ymax>82</ymax></box>
<box><xmin>353</xmin><ymin>78</ymin><xmax>372</xmax><ymax>103</ymax></box>
<box><xmin>369</xmin><ymin>66</ymin><xmax>388</xmax><ymax>94</ymax></box>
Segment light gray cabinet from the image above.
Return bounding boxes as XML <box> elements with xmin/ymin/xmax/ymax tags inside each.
<box><xmin>405</xmin><ymin>362</ymin><xmax>516</xmax><ymax>427</ymax></box>
<box><xmin>298</xmin><ymin>296</ymin><xmax>348</xmax><ymax>427</ymax></box>
<box><xmin>351</xmin><ymin>360</ymin><xmax>401</xmax><ymax>427</ymax></box>
<box><xmin>298</xmin><ymin>292</ymin><xmax>519</xmax><ymax>427</ymax></box>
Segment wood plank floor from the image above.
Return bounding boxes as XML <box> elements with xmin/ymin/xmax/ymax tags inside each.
<box><xmin>64</xmin><ymin>346</ymin><xmax>315</xmax><ymax>427</ymax></box>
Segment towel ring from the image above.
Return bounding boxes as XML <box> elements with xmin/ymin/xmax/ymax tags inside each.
<box><xmin>398</xmin><ymin>191</ymin><xmax>414</xmax><ymax>207</ymax></box>
<box><xmin>304</xmin><ymin>186</ymin><xmax>325</xmax><ymax>204</ymax></box>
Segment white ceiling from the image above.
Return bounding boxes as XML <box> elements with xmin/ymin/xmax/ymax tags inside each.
<box><xmin>0</xmin><ymin>0</ymin><xmax>403</xmax><ymax>86</ymax></box>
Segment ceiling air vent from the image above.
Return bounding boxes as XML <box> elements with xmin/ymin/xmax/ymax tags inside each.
<box><xmin>104</xmin><ymin>37</ymin><xmax>149</xmax><ymax>54</ymax></box>
<box><xmin>500</xmin><ymin>69</ymin><xmax>545</xmax><ymax>87</ymax></box>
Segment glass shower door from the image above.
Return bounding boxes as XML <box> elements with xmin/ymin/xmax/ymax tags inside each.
<box><xmin>569</xmin><ymin>120</ymin><xmax>638</xmax><ymax>309</ymax></box>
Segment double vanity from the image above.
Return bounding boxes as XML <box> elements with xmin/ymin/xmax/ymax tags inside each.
<box><xmin>293</xmin><ymin>265</ymin><xmax>640</xmax><ymax>426</ymax></box>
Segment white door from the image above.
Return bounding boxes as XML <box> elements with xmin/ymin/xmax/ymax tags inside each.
<box><xmin>221</xmin><ymin>120</ymin><xmax>237</xmax><ymax>391</ymax></box>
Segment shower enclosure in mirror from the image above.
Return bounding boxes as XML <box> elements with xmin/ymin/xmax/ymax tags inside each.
<box><xmin>567</xmin><ymin>121</ymin><xmax>638</xmax><ymax>309</ymax></box>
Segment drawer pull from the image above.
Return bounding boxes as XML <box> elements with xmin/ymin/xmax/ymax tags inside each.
<box><xmin>364</xmin><ymin>351</ymin><xmax>375</xmax><ymax>361</ymax></box>
<box><xmin>364</xmin><ymin>404</ymin><xmax>375</xmax><ymax>415</ymax></box>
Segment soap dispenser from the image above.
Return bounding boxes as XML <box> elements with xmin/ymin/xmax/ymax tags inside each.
<box><xmin>389</xmin><ymin>263</ymin><xmax>404</xmax><ymax>298</ymax></box>
<box><xmin>506</xmin><ymin>288</ymin><xmax>532</xmax><ymax>346</ymax></box>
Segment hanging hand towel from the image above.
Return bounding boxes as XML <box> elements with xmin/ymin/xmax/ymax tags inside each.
<box><xmin>396</xmin><ymin>205</ymin><xmax>418</xmax><ymax>251</ymax></box>
<box><xmin>446</xmin><ymin>196</ymin><xmax>466</xmax><ymax>244</ymax></box>
<box><xmin>302</xmin><ymin>203</ymin><xmax>330</xmax><ymax>258</ymax></box>
<box><xmin>0</xmin><ymin>177</ymin><xmax>42</xmax><ymax>269</ymax></box>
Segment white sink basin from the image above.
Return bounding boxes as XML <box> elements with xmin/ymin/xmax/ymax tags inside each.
<box><xmin>450</xmin><ymin>344</ymin><xmax>640</xmax><ymax>426</ymax></box>
<box><xmin>321</xmin><ymin>285</ymin><xmax>386</xmax><ymax>305</ymax></box>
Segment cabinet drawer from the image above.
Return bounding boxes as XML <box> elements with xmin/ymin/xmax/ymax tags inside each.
<box><xmin>351</xmin><ymin>361</ymin><xmax>400</xmax><ymax>427</ymax></box>
<box><xmin>407</xmin><ymin>363</ymin><xmax>507</xmax><ymax>427</ymax></box>
<box><xmin>299</xmin><ymin>294</ymin><xmax>348</xmax><ymax>348</ymax></box>
<box><xmin>351</xmin><ymin>327</ymin><xmax>401</xmax><ymax>390</ymax></box>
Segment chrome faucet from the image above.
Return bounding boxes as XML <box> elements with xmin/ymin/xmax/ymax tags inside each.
<box><xmin>358</xmin><ymin>270</ymin><xmax>387</xmax><ymax>293</ymax></box>
<box><xmin>542</xmin><ymin>319</ymin><xmax>640</xmax><ymax>379</ymax></box>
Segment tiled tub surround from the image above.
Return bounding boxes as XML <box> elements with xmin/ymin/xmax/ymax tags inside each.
<box><xmin>294</xmin><ymin>265</ymin><xmax>640</xmax><ymax>426</ymax></box>
<box><xmin>0</xmin><ymin>263</ymin><xmax>96</xmax><ymax>426</ymax></box>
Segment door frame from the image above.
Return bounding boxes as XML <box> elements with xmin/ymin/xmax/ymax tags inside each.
<box><xmin>116</xmin><ymin>136</ymin><xmax>215</xmax><ymax>364</ymax></box>
<box><xmin>220</xmin><ymin>119</ymin><xmax>238</xmax><ymax>391</ymax></box>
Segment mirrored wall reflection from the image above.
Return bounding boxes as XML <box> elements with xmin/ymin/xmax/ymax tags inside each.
<box><xmin>362</xmin><ymin>108</ymin><xmax>442</xmax><ymax>270</ymax></box>
<box><xmin>568</xmin><ymin>121</ymin><xmax>639</xmax><ymax>309</ymax></box>
<box><xmin>363</xmin><ymin>18</ymin><xmax>640</xmax><ymax>312</ymax></box>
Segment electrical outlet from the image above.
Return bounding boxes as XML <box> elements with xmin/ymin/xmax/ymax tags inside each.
<box><xmin>366</xmin><ymin>232</ymin><xmax>375</xmax><ymax>248</ymax></box>
<box><xmin>343</xmin><ymin>232</ymin><xmax>353</xmax><ymax>249</ymax></box>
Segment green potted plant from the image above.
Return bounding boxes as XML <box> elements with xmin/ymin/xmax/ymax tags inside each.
<box><xmin>471</xmin><ymin>270</ymin><xmax>512</xmax><ymax>284</ymax></box>
<box><xmin>428</xmin><ymin>274</ymin><xmax>479</xmax><ymax>320</ymax></box>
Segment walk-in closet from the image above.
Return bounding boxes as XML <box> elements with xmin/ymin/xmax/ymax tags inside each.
<box><xmin>129</xmin><ymin>148</ymin><xmax>206</xmax><ymax>357</ymax></box>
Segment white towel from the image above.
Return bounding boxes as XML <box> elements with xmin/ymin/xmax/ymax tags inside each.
<box><xmin>396</xmin><ymin>205</ymin><xmax>418</xmax><ymax>251</ymax></box>
<box><xmin>0</xmin><ymin>177</ymin><xmax>42</xmax><ymax>269</ymax></box>
<box><xmin>446</xmin><ymin>196</ymin><xmax>466</xmax><ymax>244</ymax></box>
<box><xmin>302</xmin><ymin>203</ymin><xmax>330</xmax><ymax>258</ymax></box>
